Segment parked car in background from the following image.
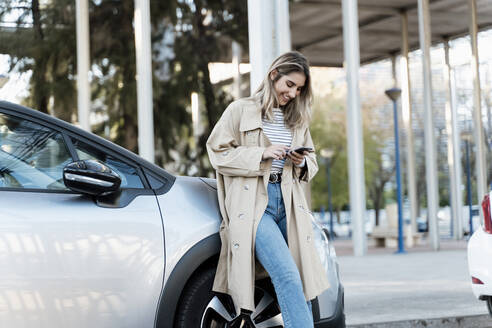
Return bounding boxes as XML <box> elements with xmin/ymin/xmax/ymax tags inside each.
<box><xmin>416</xmin><ymin>205</ymin><xmax>480</xmax><ymax>235</ymax></box>
<box><xmin>468</xmin><ymin>191</ymin><xmax>492</xmax><ymax>315</ymax></box>
<box><xmin>0</xmin><ymin>101</ymin><xmax>345</xmax><ymax>328</ymax></box>
<box><xmin>313</xmin><ymin>212</ymin><xmax>351</xmax><ymax>238</ymax></box>
<box><xmin>313</xmin><ymin>210</ymin><xmax>376</xmax><ymax>239</ymax></box>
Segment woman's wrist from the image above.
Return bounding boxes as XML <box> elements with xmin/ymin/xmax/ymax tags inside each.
<box><xmin>295</xmin><ymin>157</ymin><xmax>306</xmax><ymax>168</ymax></box>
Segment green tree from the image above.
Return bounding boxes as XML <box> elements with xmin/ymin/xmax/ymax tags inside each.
<box><xmin>310</xmin><ymin>80</ymin><xmax>395</xmax><ymax>225</ymax></box>
<box><xmin>362</xmin><ymin>94</ymin><xmax>395</xmax><ymax>225</ymax></box>
<box><xmin>0</xmin><ymin>0</ymin><xmax>248</xmax><ymax>176</ymax></box>
<box><xmin>310</xmin><ymin>88</ymin><xmax>349</xmax><ymax>220</ymax></box>
<box><xmin>0</xmin><ymin>0</ymin><xmax>77</xmax><ymax>120</ymax></box>
<box><xmin>167</xmin><ymin>0</ymin><xmax>247</xmax><ymax>175</ymax></box>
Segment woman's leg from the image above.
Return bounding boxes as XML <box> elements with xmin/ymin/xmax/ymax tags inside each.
<box><xmin>277</xmin><ymin>216</ymin><xmax>314</xmax><ymax>318</ymax></box>
<box><xmin>255</xmin><ymin>211</ymin><xmax>314</xmax><ymax>328</ymax></box>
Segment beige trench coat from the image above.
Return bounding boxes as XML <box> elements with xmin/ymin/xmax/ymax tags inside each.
<box><xmin>206</xmin><ymin>97</ymin><xmax>330</xmax><ymax>312</ymax></box>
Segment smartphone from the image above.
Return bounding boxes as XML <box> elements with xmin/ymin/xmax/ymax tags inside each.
<box><xmin>292</xmin><ymin>147</ymin><xmax>313</xmax><ymax>154</ymax></box>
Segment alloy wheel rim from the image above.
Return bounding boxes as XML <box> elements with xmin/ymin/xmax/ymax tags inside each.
<box><xmin>200</xmin><ymin>287</ymin><xmax>284</xmax><ymax>328</ymax></box>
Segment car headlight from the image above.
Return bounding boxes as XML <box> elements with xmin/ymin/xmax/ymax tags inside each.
<box><xmin>311</xmin><ymin>217</ymin><xmax>337</xmax><ymax>273</ymax></box>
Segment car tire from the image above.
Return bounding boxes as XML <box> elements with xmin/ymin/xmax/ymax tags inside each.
<box><xmin>331</xmin><ymin>294</ymin><xmax>346</xmax><ymax>328</ymax></box>
<box><xmin>174</xmin><ymin>266</ymin><xmax>285</xmax><ymax>328</ymax></box>
<box><xmin>486</xmin><ymin>296</ymin><xmax>492</xmax><ymax>316</ymax></box>
<box><xmin>174</xmin><ymin>265</ymin><xmax>222</xmax><ymax>328</ymax></box>
<box><xmin>314</xmin><ymin>288</ymin><xmax>345</xmax><ymax>328</ymax></box>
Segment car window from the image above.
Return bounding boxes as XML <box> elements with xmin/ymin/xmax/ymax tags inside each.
<box><xmin>0</xmin><ymin>113</ymin><xmax>72</xmax><ymax>190</ymax></box>
<box><xmin>71</xmin><ymin>138</ymin><xmax>144</xmax><ymax>189</ymax></box>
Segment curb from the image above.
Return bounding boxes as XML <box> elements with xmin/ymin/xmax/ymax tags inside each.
<box><xmin>347</xmin><ymin>314</ymin><xmax>490</xmax><ymax>328</ymax></box>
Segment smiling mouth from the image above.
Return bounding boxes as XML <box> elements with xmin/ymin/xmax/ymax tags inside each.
<box><xmin>282</xmin><ymin>95</ymin><xmax>290</xmax><ymax>103</ymax></box>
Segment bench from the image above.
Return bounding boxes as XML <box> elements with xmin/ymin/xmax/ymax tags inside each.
<box><xmin>370</xmin><ymin>226</ymin><xmax>421</xmax><ymax>248</ymax></box>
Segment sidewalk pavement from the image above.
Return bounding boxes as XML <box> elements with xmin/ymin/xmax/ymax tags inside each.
<box><xmin>333</xmin><ymin>238</ymin><xmax>489</xmax><ymax>327</ymax></box>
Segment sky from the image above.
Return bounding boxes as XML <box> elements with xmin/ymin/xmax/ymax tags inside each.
<box><xmin>0</xmin><ymin>54</ymin><xmax>31</xmax><ymax>103</ymax></box>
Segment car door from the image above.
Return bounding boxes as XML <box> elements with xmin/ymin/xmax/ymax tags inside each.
<box><xmin>0</xmin><ymin>110</ymin><xmax>164</xmax><ymax>328</ymax></box>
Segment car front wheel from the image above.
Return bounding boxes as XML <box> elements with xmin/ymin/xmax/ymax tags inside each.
<box><xmin>174</xmin><ymin>266</ymin><xmax>284</xmax><ymax>328</ymax></box>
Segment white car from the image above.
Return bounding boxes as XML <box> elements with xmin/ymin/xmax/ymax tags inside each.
<box><xmin>0</xmin><ymin>101</ymin><xmax>345</xmax><ymax>328</ymax></box>
<box><xmin>468</xmin><ymin>191</ymin><xmax>492</xmax><ymax>314</ymax></box>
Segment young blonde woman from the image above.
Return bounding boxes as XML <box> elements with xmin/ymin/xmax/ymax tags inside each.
<box><xmin>207</xmin><ymin>51</ymin><xmax>330</xmax><ymax>327</ymax></box>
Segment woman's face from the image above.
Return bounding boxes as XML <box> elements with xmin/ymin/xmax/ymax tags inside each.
<box><xmin>272</xmin><ymin>71</ymin><xmax>306</xmax><ymax>106</ymax></box>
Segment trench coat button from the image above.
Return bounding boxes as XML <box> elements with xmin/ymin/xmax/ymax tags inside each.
<box><xmin>307</xmin><ymin>235</ymin><xmax>311</xmax><ymax>242</ymax></box>
<box><xmin>233</xmin><ymin>243</ymin><xmax>239</xmax><ymax>249</ymax></box>
<box><xmin>244</xmin><ymin>185</ymin><xmax>249</xmax><ymax>190</ymax></box>
<box><xmin>238</xmin><ymin>213</ymin><xmax>245</xmax><ymax>220</ymax></box>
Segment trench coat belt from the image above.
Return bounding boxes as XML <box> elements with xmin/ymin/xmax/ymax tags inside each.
<box><xmin>268</xmin><ymin>172</ymin><xmax>282</xmax><ymax>183</ymax></box>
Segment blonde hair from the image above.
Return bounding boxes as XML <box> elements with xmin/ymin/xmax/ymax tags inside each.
<box><xmin>253</xmin><ymin>51</ymin><xmax>312</xmax><ymax>129</ymax></box>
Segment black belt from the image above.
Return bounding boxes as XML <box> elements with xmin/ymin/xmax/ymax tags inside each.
<box><xmin>269</xmin><ymin>172</ymin><xmax>282</xmax><ymax>183</ymax></box>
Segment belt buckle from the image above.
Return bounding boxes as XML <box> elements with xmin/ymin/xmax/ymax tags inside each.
<box><xmin>270</xmin><ymin>172</ymin><xmax>280</xmax><ymax>183</ymax></box>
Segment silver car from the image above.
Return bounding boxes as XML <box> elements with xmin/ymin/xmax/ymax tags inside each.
<box><xmin>0</xmin><ymin>101</ymin><xmax>345</xmax><ymax>328</ymax></box>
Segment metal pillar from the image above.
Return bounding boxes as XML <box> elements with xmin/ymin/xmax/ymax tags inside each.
<box><xmin>465</xmin><ymin>139</ymin><xmax>474</xmax><ymax>234</ymax></box>
<box><xmin>444</xmin><ymin>40</ymin><xmax>464</xmax><ymax>240</ymax></box>
<box><xmin>76</xmin><ymin>0</ymin><xmax>90</xmax><ymax>131</ymax></box>
<box><xmin>386</xmin><ymin>88</ymin><xmax>405</xmax><ymax>254</ymax></box>
<box><xmin>468</xmin><ymin>0</ymin><xmax>487</xmax><ymax>200</ymax></box>
<box><xmin>134</xmin><ymin>0</ymin><xmax>154</xmax><ymax>163</ymax></box>
<box><xmin>191</xmin><ymin>92</ymin><xmax>200</xmax><ymax>153</ymax></box>
<box><xmin>389</xmin><ymin>62</ymin><xmax>405</xmax><ymax>250</ymax></box>
<box><xmin>247</xmin><ymin>0</ymin><xmax>290</xmax><ymax>94</ymax></box>
<box><xmin>275</xmin><ymin>0</ymin><xmax>291</xmax><ymax>54</ymax></box>
<box><xmin>248</xmin><ymin>0</ymin><xmax>275</xmax><ymax>93</ymax></box>
<box><xmin>400</xmin><ymin>11</ymin><xmax>418</xmax><ymax>235</ymax></box>
<box><xmin>391</xmin><ymin>56</ymin><xmax>397</xmax><ymax>87</ymax></box>
<box><xmin>394</xmin><ymin>95</ymin><xmax>405</xmax><ymax>253</ymax></box>
<box><xmin>418</xmin><ymin>0</ymin><xmax>439</xmax><ymax>250</ymax></box>
<box><xmin>486</xmin><ymin>71</ymin><xmax>492</xmax><ymax>145</ymax></box>
<box><xmin>232</xmin><ymin>41</ymin><xmax>242</xmax><ymax>100</ymax></box>
<box><xmin>325</xmin><ymin>157</ymin><xmax>334</xmax><ymax>240</ymax></box>
<box><xmin>342</xmin><ymin>0</ymin><xmax>367</xmax><ymax>256</ymax></box>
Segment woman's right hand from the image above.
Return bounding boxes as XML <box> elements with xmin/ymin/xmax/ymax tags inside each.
<box><xmin>262</xmin><ymin>145</ymin><xmax>290</xmax><ymax>160</ymax></box>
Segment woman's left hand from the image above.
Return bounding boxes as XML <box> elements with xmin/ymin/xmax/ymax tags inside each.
<box><xmin>287</xmin><ymin>150</ymin><xmax>307</xmax><ymax>166</ymax></box>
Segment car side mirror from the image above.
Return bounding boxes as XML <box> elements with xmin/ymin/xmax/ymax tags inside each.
<box><xmin>63</xmin><ymin>160</ymin><xmax>121</xmax><ymax>196</ymax></box>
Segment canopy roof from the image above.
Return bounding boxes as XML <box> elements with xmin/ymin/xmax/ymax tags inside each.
<box><xmin>290</xmin><ymin>0</ymin><xmax>492</xmax><ymax>67</ymax></box>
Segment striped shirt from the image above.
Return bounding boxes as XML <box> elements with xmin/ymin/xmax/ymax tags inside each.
<box><xmin>262</xmin><ymin>107</ymin><xmax>293</xmax><ymax>173</ymax></box>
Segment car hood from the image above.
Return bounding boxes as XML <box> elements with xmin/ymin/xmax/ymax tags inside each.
<box><xmin>199</xmin><ymin>177</ymin><xmax>217</xmax><ymax>190</ymax></box>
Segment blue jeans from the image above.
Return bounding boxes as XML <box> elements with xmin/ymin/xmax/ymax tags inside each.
<box><xmin>255</xmin><ymin>182</ymin><xmax>314</xmax><ymax>328</ymax></box>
